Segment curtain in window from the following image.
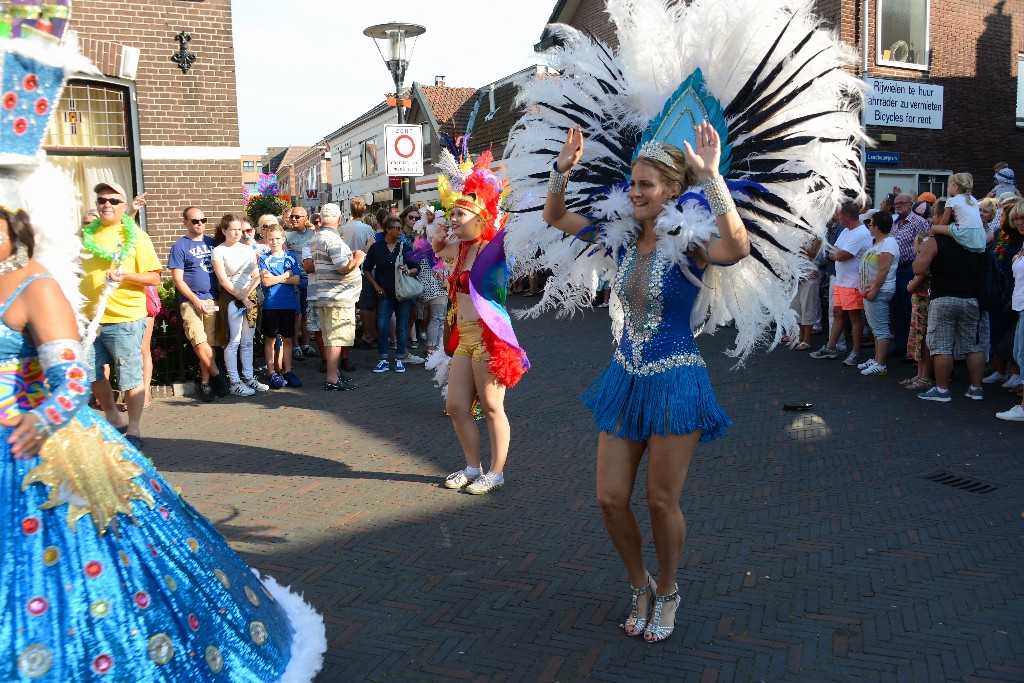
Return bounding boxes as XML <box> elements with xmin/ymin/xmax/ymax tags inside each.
<box><xmin>48</xmin><ymin>155</ymin><xmax>134</xmax><ymax>224</ymax></box>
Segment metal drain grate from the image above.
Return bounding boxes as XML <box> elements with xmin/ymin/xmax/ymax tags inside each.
<box><xmin>921</xmin><ymin>470</ymin><xmax>999</xmax><ymax>494</ymax></box>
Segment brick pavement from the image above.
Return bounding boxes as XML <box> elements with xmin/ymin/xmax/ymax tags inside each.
<box><xmin>143</xmin><ymin>303</ymin><xmax>1024</xmax><ymax>682</ymax></box>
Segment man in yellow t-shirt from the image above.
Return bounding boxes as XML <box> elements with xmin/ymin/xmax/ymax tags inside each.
<box><xmin>80</xmin><ymin>181</ymin><xmax>162</xmax><ymax>450</ymax></box>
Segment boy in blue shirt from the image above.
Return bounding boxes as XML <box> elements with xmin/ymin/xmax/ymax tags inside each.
<box><xmin>259</xmin><ymin>224</ymin><xmax>302</xmax><ymax>388</ymax></box>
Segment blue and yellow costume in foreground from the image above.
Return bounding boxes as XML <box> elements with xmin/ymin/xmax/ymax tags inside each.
<box><xmin>583</xmin><ymin>246</ymin><xmax>731</xmax><ymax>443</ymax></box>
<box><xmin>0</xmin><ymin>277</ymin><xmax>320</xmax><ymax>682</ymax></box>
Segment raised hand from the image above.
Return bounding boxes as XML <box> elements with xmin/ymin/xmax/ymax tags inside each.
<box><xmin>555</xmin><ymin>126</ymin><xmax>584</xmax><ymax>173</ymax></box>
<box><xmin>682</xmin><ymin>121</ymin><xmax>722</xmax><ymax>181</ymax></box>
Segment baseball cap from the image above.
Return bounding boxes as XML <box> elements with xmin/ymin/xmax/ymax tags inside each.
<box><xmin>93</xmin><ymin>181</ymin><xmax>128</xmax><ymax>199</ymax></box>
<box><xmin>320</xmin><ymin>203</ymin><xmax>342</xmax><ymax>220</ymax></box>
<box><xmin>916</xmin><ymin>191</ymin><xmax>936</xmax><ymax>203</ymax></box>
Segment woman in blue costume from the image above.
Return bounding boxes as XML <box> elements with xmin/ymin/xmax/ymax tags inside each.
<box><xmin>542</xmin><ymin>122</ymin><xmax>749</xmax><ymax>643</ymax></box>
<box><xmin>0</xmin><ymin>204</ymin><xmax>325</xmax><ymax>681</ymax></box>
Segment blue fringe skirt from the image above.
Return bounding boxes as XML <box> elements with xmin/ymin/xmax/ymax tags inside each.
<box><xmin>582</xmin><ymin>357</ymin><xmax>732</xmax><ymax>443</ymax></box>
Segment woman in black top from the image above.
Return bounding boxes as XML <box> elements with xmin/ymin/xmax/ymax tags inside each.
<box><xmin>364</xmin><ymin>216</ymin><xmax>419</xmax><ymax>372</ymax></box>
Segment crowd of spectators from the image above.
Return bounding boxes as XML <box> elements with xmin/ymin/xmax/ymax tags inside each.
<box><xmin>799</xmin><ymin>164</ymin><xmax>1024</xmax><ymax>421</ymax></box>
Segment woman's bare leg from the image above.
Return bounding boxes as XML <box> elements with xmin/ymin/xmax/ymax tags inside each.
<box><xmin>472</xmin><ymin>360</ymin><xmax>508</xmax><ymax>473</ymax></box>
<box><xmin>643</xmin><ymin>431</ymin><xmax>700</xmax><ymax>638</ymax></box>
<box><xmin>445</xmin><ymin>354</ymin><xmax>481</xmax><ymax>468</ymax></box>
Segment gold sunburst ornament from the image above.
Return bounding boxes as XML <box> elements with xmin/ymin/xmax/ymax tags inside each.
<box><xmin>22</xmin><ymin>421</ymin><xmax>155</xmax><ymax>536</ymax></box>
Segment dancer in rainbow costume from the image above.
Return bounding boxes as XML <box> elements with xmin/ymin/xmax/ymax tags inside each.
<box><xmin>429</xmin><ymin>151</ymin><xmax>529</xmax><ymax>495</ymax></box>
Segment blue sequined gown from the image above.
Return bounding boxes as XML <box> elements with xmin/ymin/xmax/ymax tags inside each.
<box><xmin>583</xmin><ymin>245</ymin><xmax>732</xmax><ymax>442</ymax></box>
<box><xmin>0</xmin><ymin>277</ymin><xmax>318</xmax><ymax>681</ymax></box>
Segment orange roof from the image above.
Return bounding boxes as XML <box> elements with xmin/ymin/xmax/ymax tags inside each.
<box><xmin>420</xmin><ymin>86</ymin><xmax>478</xmax><ymax>133</ymax></box>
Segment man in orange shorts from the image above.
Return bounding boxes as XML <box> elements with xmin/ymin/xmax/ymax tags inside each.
<box><xmin>810</xmin><ymin>200</ymin><xmax>874</xmax><ymax>366</ymax></box>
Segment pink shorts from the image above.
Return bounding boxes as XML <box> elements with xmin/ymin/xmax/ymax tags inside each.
<box><xmin>833</xmin><ymin>285</ymin><xmax>864</xmax><ymax>311</ymax></box>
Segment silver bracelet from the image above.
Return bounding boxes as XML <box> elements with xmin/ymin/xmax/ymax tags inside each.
<box><xmin>547</xmin><ymin>161</ymin><xmax>570</xmax><ymax>195</ymax></box>
<box><xmin>702</xmin><ymin>175</ymin><xmax>735</xmax><ymax>216</ymax></box>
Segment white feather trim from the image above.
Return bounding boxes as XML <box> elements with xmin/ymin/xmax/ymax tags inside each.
<box><xmin>253</xmin><ymin>570</ymin><xmax>326</xmax><ymax>683</ymax></box>
<box><xmin>424</xmin><ymin>346</ymin><xmax>451</xmax><ymax>399</ymax></box>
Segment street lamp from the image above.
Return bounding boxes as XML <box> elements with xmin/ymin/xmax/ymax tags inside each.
<box><xmin>363</xmin><ymin>21</ymin><xmax>426</xmax><ymax>209</ymax></box>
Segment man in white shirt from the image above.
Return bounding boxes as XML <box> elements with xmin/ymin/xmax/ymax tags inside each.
<box><xmin>810</xmin><ymin>201</ymin><xmax>874</xmax><ymax>366</ymax></box>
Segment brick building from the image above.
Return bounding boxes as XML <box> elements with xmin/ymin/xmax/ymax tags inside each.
<box><xmin>539</xmin><ymin>0</ymin><xmax>1024</xmax><ymax>204</ymax></box>
<box><xmin>46</xmin><ymin>0</ymin><xmax>243</xmax><ymax>259</ymax></box>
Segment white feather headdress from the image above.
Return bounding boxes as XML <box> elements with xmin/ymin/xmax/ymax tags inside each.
<box><xmin>503</xmin><ymin>0</ymin><xmax>866</xmax><ymax>364</ymax></box>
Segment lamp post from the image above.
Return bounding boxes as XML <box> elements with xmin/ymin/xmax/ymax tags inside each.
<box><xmin>363</xmin><ymin>21</ymin><xmax>426</xmax><ymax>209</ymax></box>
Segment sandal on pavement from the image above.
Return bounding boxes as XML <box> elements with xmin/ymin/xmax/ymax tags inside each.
<box><xmin>906</xmin><ymin>377</ymin><xmax>933</xmax><ymax>391</ymax></box>
<box><xmin>792</xmin><ymin>341</ymin><xmax>811</xmax><ymax>351</ymax></box>
<box><xmin>644</xmin><ymin>585</ymin><xmax>681</xmax><ymax>643</ymax></box>
<box><xmin>620</xmin><ymin>574</ymin><xmax>655</xmax><ymax>637</ymax></box>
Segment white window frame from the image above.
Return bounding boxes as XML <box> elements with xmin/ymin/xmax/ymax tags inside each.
<box><xmin>876</xmin><ymin>0</ymin><xmax>930</xmax><ymax>71</ymax></box>
<box><xmin>873</xmin><ymin>168</ymin><xmax>950</xmax><ymax>208</ymax></box>
<box><xmin>339</xmin><ymin>152</ymin><xmax>351</xmax><ymax>183</ymax></box>
<box><xmin>1016</xmin><ymin>53</ymin><xmax>1024</xmax><ymax>129</ymax></box>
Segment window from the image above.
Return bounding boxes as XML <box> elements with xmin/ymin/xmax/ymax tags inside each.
<box><xmin>361</xmin><ymin>138</ymin><xmax>379</xmax><ymax>177</ymax></box>
<box><xmin>340</xmin><ymin>153</ymin><xmax>351</xmax><ymax>183</ymax></box>
<box><xmin>877</xmin><ymin>0</ymin><xmax>930</xmax><ymax>70</ymax></box>
<box><xmin>43</xmin><ymin>80</ymin><xmax>135</xmax><ymax>225</ymax></box>
<box><xmin>421</xmin><ymin>124</ymin><xmax>432</xmax><ymax>163</ymax></box>
<box><xmin>1017</xmin><ymin>53</ymin><xmax>1024</xmax><ymax>129</ymax></box>
<box><xmin>243</xmin><ymin>161</ymin><xmax>255</xmax><ymax>172</ymax></box>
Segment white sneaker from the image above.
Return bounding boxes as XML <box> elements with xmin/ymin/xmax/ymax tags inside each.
<box><xmin>982</xmin><ymin>371</ymin><xmax>1007</xmax><ymax>384</ymax></box>
<box><xmin>229</xmin><ymin>381</ymin><xmax>255</xmax><ymax>397</ymax></box>
<box><xmin>857</xmin><ymin>358</ymin><xmax>878</xmax><ymax>370</ymax></box>
<box><xmin>444</xmin><ymin>468</ymin><xmax>481</xmax><ymax>489</ymax></box>
<box><xmin>466</xmin><ymin>472</ymin><xmax>504</xmax><ymax>495</ymax></box>
<box><xmin>995</xmin><ymin>405</ymin><xmax>1024</xmax><ymax>421</ymax></box>
<box><xmin>244</xmin><ymin>376</ymin><xmax>269</xmax><ymax>392</ymax></box>
<box><xmin>1001</xmin><ymin>374</ymin><xmax>1022</xmax><ymax>389</ymax></box>
<box><xmin>861</xmin><ymin>364</ymin><xmax>887</xmax><ymax>376</ymax></box>
<box><xmin>403</xmin><ymin>354</ymin><xmax>425</xmax><ymax>365</ymax></box>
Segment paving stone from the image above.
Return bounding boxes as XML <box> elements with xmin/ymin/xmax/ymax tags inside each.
<box><xmin>142</xmin><ymin>307</ymin><xmax>1024</xmax><ymax>681</ymax></box>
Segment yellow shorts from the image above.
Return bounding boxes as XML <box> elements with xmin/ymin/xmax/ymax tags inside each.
<box><xmin>181</xmin><ymin>301</ymin><xmax>217</xmax><ymax>346</ymax></box>
<box><xmin>319</xmin><ymin>305</ymin><xmax>356</xmax><ymax>347</ymax></box>
<box><xmin>454</xmin><ymin>320</ymin><xmax>490</xmax><ymax>363</ymax></box>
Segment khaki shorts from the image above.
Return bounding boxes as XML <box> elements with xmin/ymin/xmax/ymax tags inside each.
<box><xmin>181</xmin><ymin>301</ymin><xmax>218</xmax><ymax>346</ymax></box>
<box><xmin>454</xmin><ymin>320</ymin><xmax>490</xmax><ymax>363</ymax></box>
<box><xmin>319</xmin><ymin>305</ymin><xmax>355</xmax><ymax>347</ymax></box>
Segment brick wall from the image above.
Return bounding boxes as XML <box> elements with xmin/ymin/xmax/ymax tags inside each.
<box><xmin>70</xmin><ymin>0</ymin><xmax>242</xmax><ymax>262</ymax></box>
<box><xmin>140</xmin><ymin>160</ymin><xmax>245</xmax><ymax>256</ymax></box>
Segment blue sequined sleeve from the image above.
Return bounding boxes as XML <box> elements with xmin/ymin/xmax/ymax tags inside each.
<box><xmin>30</xmin><ymin>339</ymin><xmax>90</xmax><ymax>435</ymax></box>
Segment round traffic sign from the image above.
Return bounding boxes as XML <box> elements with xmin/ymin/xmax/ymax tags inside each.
<box><xmin>394</xmin><ymin>135</ymin><xmax>416</xmax><ymax>159</ymax></box>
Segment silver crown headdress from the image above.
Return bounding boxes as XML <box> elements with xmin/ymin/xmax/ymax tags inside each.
<box><xmin>635</xmin><ymin>141</ymin><xmax>674</xmax><ymax>169</ymax></box>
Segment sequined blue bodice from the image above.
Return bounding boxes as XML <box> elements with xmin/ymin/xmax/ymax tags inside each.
<box><xmin>612</xmin><ymin>244</ymin><xmax>706</xmax><ymax>374</ymax></box>
<box><xmin>0</xmin><ymin>277</ymin><xmax>47</xmax><ymax>418</ymax></box>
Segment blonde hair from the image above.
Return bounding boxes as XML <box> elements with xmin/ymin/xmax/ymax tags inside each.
<box><xmin>258</xmin><ymin>214</ymin><xmax>280</xmax><ymax>227</ymax></box>
<box><xmin>978</xmin><ymin>197</ymin><xmax>999</xmax><ymax>217</ymax></box>
<box><xmin>1009</xmin><ymin>201</ymin><xmax>1024</xmax><ymax>221</ymax></box>
<box><xmin>949</xmin><ymin>173</ymin><xmax>976</xmax><ymax>205</ymax></box>
<box><xmin>632</xmin><ymin>144</ymin><xmax>698</xmax><ymax>194</ymax></box>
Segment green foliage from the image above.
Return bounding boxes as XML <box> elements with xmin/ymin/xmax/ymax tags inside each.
<box><xmin>245</xmin><ymin>194</ymin><xmax>284</xmax><ymax>226</ymax></box>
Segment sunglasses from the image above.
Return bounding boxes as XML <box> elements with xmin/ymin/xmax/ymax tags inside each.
<box><xmin>290</xmin><ymin>214</ymin><xmax>307</xmax><ymax>219</ymax></box>
<box><xmin>96</xmin><ymin>197</ymin><xmax>124</xmax><ymax>206</ymax></box>
<box><xmin>260</xmin><ymin>224</ymin><xmax>276</xmax><ymax>229</ymax></box>
<box><xmin>406</xmin><ymin>215</ymin><xmax>420</xmax><ymax>221</ymax></box>
<box><xmin>190</xmin><ymin>218</ymin><xmax>208</xmax><ymax>225</ymax></box>
<box><xmin>244</xmin><ymin>228</ymin><xmax>255</xmax><ymax>233</ymax></box>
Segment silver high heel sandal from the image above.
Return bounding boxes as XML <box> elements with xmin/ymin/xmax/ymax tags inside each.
<box><xmin>619</xmin><ymin>575</ymin><xmax>654</xmax><ymax>637</ymax></box>
<box><xmin>644</xmin><ymin>584</ymin><xmax>681</xmax><ymax>643</ymax></box>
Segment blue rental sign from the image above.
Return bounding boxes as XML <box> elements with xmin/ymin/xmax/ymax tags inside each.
<box><xmin>866</xmin><ymin>151</ymin><xmax>900</xmax><ymax>165</ymax></box>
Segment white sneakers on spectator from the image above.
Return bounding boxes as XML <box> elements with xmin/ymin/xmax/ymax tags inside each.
<box><xmin>244</xmin><ymin>376</ymin><xmax>269</xmax><ymax>392</ymax></box>
<box><xmin>1002</xmin><ymin>374</ymin><xmax>1022</xmax><ymax>389</ymax></box>
<box><xmin>857</xmin><ymin>358</ymin><xmax>877</xmax><ymax>370</ymax></box>
<box><xmin>229</xmin><ymin>382</ymin><xmax>255</xmax><ymax>397</ymax></box>
<box><xmin>861</xmin><ymin>363</ymin><xmax>887</xmax><ymax>376</ymax></box>
<box><xmin>466</xmin><ymin>472</ymin><xmax>504</xmax><ymax>494</ymax></box>
<box><xmin>995</xmin><ymin>405</ymin><xmax>1024</xmax><ymax>421</ymax></box>
<box><xmin>982</xmin><ymin>371</ymin><xmax>1007</xmax><ymax>384</ymax></box>
<box><xmin>842</xmin><ymin>351</ymin><xmax>862</xmax><ymax>367</ymax></box>
<box><xmin>404</xmin><ymin>354</ymin><xmax>425</xmax><ymax>365</ymax></box>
